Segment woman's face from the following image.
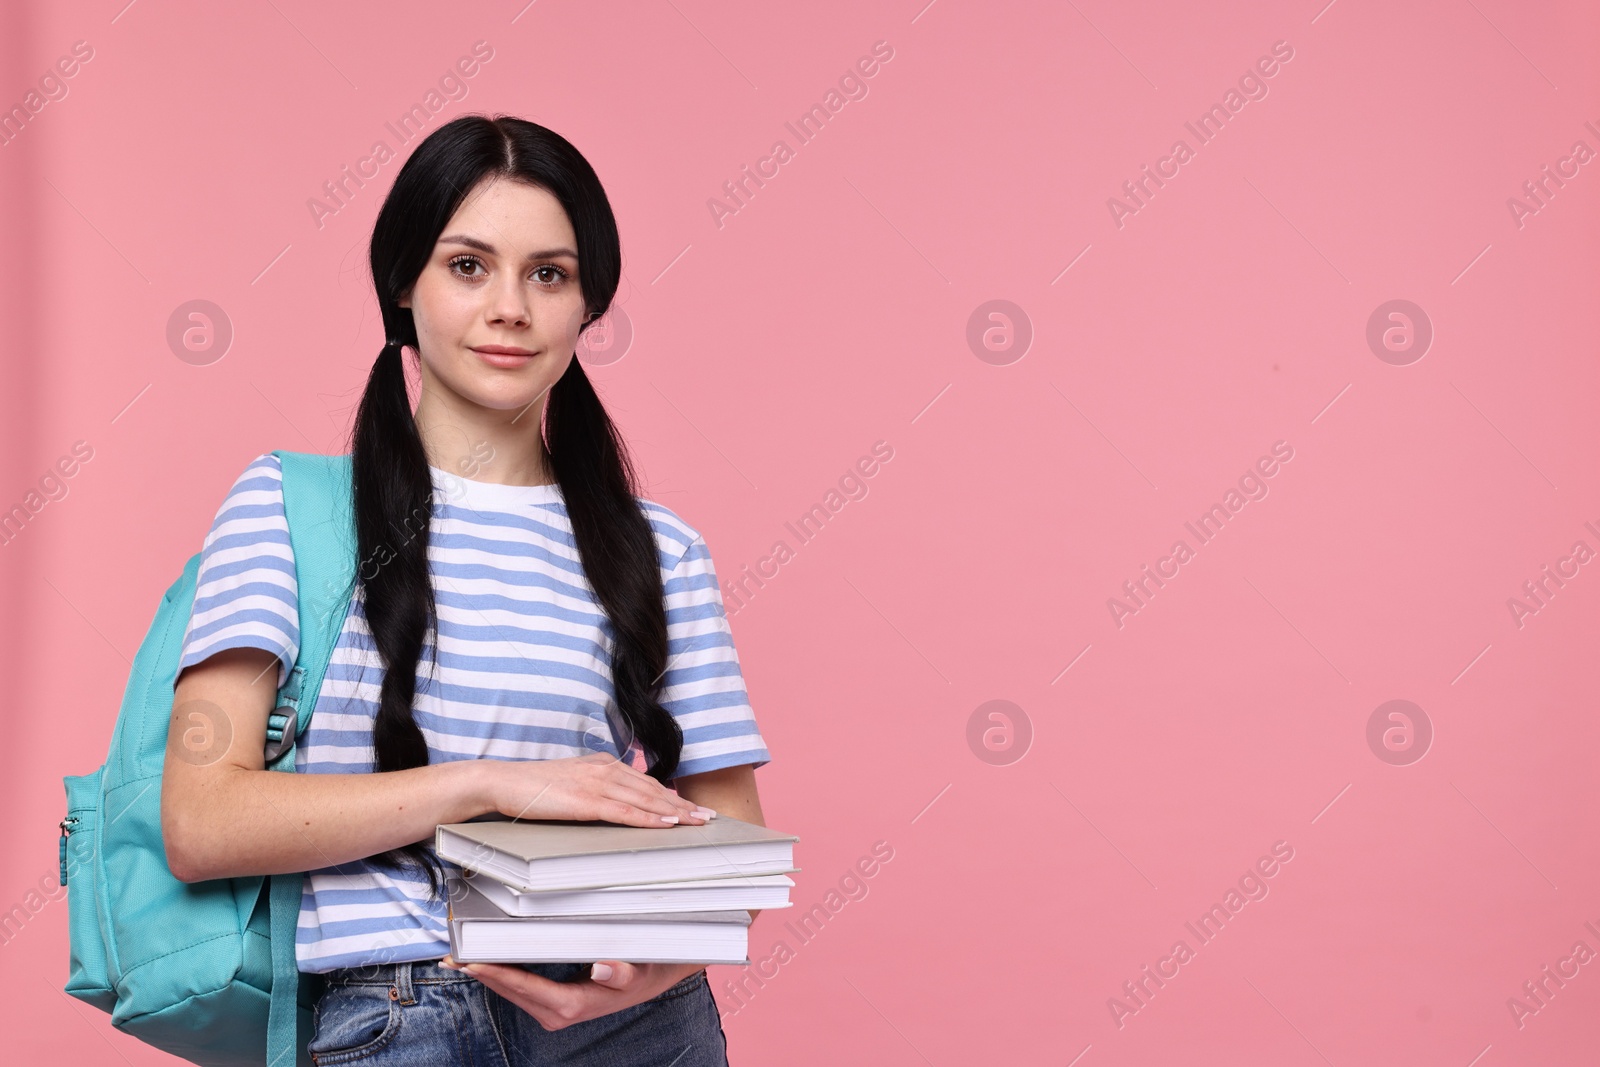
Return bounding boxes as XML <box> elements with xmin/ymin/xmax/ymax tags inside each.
<box><xmin>400</xmin><ymin>176</ymin><xmax>590</xmax><ymax>432</ymax></box>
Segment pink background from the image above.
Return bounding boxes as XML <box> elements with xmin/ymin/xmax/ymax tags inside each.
<box><xmin>3</xmin><ymin>1</ymin><xmax>1598</xmax><ymax>1063</ymax></box>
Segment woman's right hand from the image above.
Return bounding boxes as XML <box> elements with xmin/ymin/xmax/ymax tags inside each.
<box><xmin>483</xmin><ymin>753</ymin><xmax>714</xmax><ymax>827</ymax></box>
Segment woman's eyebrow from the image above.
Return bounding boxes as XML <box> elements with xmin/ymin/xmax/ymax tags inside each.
<box><xmin>438</xmin><ymin>234</ymin><xmax>578</xmax><ymax>261</ymax></box>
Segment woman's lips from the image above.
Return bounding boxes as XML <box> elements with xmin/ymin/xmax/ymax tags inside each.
<box><xmin>472</xmin><ymin>346</ymin><xmax>536</xmax><ymax>368</ymax></box>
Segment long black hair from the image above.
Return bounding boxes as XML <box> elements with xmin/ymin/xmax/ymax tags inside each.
<box><xmin>349</xmin><ymin>114</ymin><xmax>681</xmax><ymax>898</ymax></box>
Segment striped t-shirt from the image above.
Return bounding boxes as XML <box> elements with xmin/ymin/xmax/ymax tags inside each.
<box><xmin>176</xmin><ymin>453</ymin><xmax>771</xmax><ymax>973</ymax></box>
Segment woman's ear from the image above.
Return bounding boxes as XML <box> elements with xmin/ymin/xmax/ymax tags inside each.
<box><xmin>397</xmin><ymin>287</ymin><xmax>413</xmax><ymax>309</ymax></box>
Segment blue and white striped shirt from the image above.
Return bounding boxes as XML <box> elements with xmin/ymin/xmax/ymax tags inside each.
<box><xmin>176</xmin><ymin>453</ymin><xmax>771</xmax><ymax>973</ymax></box>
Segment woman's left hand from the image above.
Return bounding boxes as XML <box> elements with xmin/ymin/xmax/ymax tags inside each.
<box><xmin>440</xmin><ymin>956</ymin><xmax>702</xmax><ymax>1031</ymax></box>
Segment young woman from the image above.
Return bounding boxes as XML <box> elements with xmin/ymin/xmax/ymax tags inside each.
<box><xmin>159</xmin><ymin>114</ymin><xmax>771</xmax><ymax>1065</ymax></box>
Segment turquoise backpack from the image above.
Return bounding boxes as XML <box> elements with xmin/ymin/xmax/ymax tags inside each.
<box><xmin>60</xmin><ymin>450</ymin><xmax>358</xmax><ymax>1067</ymax></box>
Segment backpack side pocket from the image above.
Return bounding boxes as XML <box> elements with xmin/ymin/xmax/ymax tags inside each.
<box><xmin>62</xmin><ymin>768</ymin><xmax>115</xmax><ymax>1011</ymax></box>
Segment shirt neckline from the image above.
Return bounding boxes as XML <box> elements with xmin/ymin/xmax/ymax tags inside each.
<box><xmin>428</xmin><ymin>464</ymin><xmax>564</xmax><ymax>509</ymax></box>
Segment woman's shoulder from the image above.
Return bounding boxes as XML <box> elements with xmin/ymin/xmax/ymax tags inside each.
<box><xmin>633</xmin><ymin>496</ymin><xmax>708</xmax><ymax>570</ymax></box>
<box><xmin>225</xmin><ymin>451</ymin><xmax>287</xmax><ymax>495</ymax></box>
<box><xmin>207</xmin><ymin>451</ymin><xmax>289</xmax><ymax>523</ymax></box>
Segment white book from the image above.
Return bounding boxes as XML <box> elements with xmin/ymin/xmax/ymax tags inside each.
<box><xmin>436</xmin><ymin>813</ymin><xmax>799</xmax><ymax>892</ymax></box>
<box><xmin>464</xmin><ymin>870</ymin><xmax>795</xmax><ymax>917</ymax></box>
<box><xmin>446</xmin><ymin>875</ymin><xmax>753</xmax><ymax>965</ymax></box>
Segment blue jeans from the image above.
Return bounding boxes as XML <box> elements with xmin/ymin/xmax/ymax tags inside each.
<box><xmin>306</xmin><ymin>958</ymin><xmax>730</xmax><ymax>1066</ymax></box>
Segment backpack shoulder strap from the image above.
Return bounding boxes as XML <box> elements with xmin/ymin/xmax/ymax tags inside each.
<box><xmin>265</xmin><ymin>449</ymin><xmax>357</xmax><ymax>765</ymax></box>
<box><xmin>264</xmin><ymin>448</ymin><xmax>356</xmax><ymax>1067</ymax></box>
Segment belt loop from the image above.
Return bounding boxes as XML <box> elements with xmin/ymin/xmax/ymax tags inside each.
<box><xmin>392</xmin><ymin>960</ymin><xmax>417</xmax><ymax>1005</ymax></box>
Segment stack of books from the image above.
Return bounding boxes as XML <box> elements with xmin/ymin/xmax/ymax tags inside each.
<box><xmin>435</xmin><ymin>814</ymin><xmax>799</xmax><ymax>965</ymax></box>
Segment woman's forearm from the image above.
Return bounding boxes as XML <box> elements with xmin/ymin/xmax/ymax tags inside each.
<box><xmin>163</xmin><ymin>757</ymin><xmax>496</xmax><ymax>883</ymax></box>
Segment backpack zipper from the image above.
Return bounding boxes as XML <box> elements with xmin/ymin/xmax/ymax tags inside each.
<box><xmin>59</xmin><ymin>816</ymin><xmax>79</xmax><ymax>886</ymax></box>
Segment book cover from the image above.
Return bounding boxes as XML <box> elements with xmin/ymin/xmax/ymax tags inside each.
<box><xmin>438</xmin><ymin>812</ymin><xmax>798</xmax><ymax>862</ymax></box>
<box><xmin>437</xmin><ymin>813</ymin><xmax>799</xmax><ymax>891</ymax></box>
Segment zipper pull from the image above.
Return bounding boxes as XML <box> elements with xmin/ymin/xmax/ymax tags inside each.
<box><xmin>59</xmin><ymin>817</ymin><xmax>78</xmax><ymax>886</ymax></box>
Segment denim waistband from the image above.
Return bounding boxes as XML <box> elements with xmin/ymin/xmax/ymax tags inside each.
<box><xmin>321</xmin><ymin>959</ymin><xmax>472</xmax><ymax>999</ymax></box>
<box><xmin>322</xmin><ymin>957</ymin><xmax>596</xmax><ymax>999</ymax></box>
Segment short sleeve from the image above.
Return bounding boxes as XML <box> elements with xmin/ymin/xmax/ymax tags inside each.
<box><xmin>176</xmin><ymin>453</ymin><xmax>300</xmax><ymax>693</ymax></box>
<box><xmin>658</xmin><ymin>534</ymin><xmax>771</xmax><ymax>778</ymax></box>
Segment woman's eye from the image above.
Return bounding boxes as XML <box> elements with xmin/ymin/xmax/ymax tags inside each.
<box><xmin>448</xmin><ymin>256</ymin><xmax>567</xmax><ymax>287</ymax></box>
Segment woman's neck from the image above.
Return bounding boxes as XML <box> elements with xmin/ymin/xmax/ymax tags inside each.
<box><xmin>414</xmin><ymin>404</ymin><xmax>554</xmax><ymax>487</ymax></box>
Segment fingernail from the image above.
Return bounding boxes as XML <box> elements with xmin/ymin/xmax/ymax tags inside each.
<box><xmin>661</xmin><ymin>814</ymin><xmax>679</xmax><ymax>823</ymax></box>
<box><xmin>692</xmin><ymin>808</ymin><xmax>715</xmax><ymax>820</ymax></box>
<box><xmin>591</xmin><ymin>962</ymin><xmax>614</xmax><ymax>981</ymax></box>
